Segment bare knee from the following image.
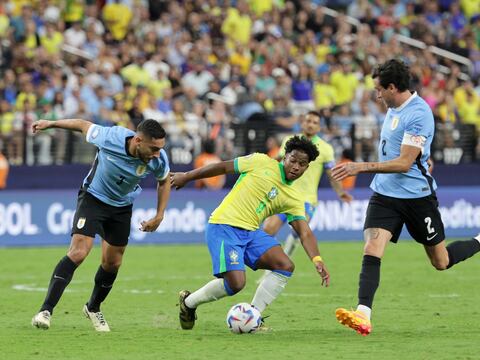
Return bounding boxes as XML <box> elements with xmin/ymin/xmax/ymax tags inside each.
<box><xmin>272</xmin><ymin>258</ymin><xmax>295</xmax><ymax>273</ymax></box>
<box><xmin>363</xmin><ymin>242</ymin><xmax>383</xmax><ymax>258</ymax></box>
<box><xmin>431</xmin><ymin>258</ymin><xmax>449</xmax><ymax>271</ymax></box>
<box><xmin>226</xmin><ymin>278</ymin><xmax>246</xmax><ymax>294</ymax></box>
<box><xmin>67</xmin><ymin>246</ymin><xmax>90</xmax><ymax>264</ymax></box>
<box><xmin>102</xmin><ymin>259</ymin><xmax>122</xmax><ymax>273</ymax></box>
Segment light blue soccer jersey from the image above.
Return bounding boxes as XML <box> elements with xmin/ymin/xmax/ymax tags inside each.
<box><xmin>371</xmin><ymin>93</ymin><xmax>437</xmax><ymax>199</ymax></box>
<box><xmin>83</xmin><ymin>124</ymin><xmax>170</xmax><ymax>206</ymax></box>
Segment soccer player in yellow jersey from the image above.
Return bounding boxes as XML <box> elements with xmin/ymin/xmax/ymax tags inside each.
<box><xmin>170</xmin><ymin>136</ymin><xmax>330</xmax><ymax>330</ymax></box>
<box><xmin>263</xmin><ymin>111</ymin><xmax>353</xmax><ymax>257</ymax></box>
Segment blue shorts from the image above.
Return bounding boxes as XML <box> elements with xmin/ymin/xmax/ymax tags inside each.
<box><xmin>206</xmin><ymin>223</ymin><xmax>280</xmax><ymax>277</ymax></box>
<box><xmin>277</xmin><ymin>202</ymin><xmax>316</xmax><ymax>223</ymax></box>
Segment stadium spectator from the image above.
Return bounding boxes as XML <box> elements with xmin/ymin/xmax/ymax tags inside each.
<box><xmin>193</xmin><ymin>139</ymin><xmax>225</xmax><ymax>189</ymax></box>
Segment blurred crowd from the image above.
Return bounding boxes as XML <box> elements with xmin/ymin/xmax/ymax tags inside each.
<box><xmin>0</xmin><ymin>0</ymin><xmax>479</xmax><ymax>169</ymax></box>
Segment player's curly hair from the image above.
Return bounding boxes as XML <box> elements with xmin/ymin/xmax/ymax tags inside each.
<box><xmin>284</xmin><ymin>135</ymin><xmax>319</xmax><ymax>163</ymax></box>
<box><xmin>372</xmin><ymin>59</ymin><xmax>411</xmax><ymax>92</ymax></box>
<box><xmin>137</xmin><ymin>119</ymin><xmax>166</xmax><ymax>139</ymax></box>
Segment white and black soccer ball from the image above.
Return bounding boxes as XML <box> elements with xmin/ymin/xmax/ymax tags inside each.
<box><xmin>226</xmin><ymin>303</ymin><xmax>262</xmax><ymax>334</ymax></box>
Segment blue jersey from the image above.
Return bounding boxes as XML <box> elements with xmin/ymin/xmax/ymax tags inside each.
<box><xmin>83</xmin><ymin>124</ymin><xmax>170</xmax><ymax>207</ymax></box>
<box><xmin>371</xmin><ymin>93</ymin><xmax>437</xmax><ymax>199</ymax></box>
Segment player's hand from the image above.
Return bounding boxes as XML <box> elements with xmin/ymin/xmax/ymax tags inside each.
<box><xmin>139</xmin><ymin>216</ymin><xmax>163</xmax><ymax>232</ymax></box>
<box><xmin>339</xmin><ymin>192</ymin><xmax>353</xmax><ymax>203</ymax></box>
<box><xmin>32</xmin><ymin>120</ymin><xmax>53</xmax><ymax>134</ymax></box>
<box><xmin>332</xmin><ymin>162</ymin><xmax>360</xmax><ymax>181</ymax></box>
<box><xmin>170</xmin><ymin>172</ymin><xmax>189</xmax><ymax>190</ymax></box>
<box><xmin>314</xmin><ymin>261</ymin><xmax>330</xmax><ymax>287</ymax></box>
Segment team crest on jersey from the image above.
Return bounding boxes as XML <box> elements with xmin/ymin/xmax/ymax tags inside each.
<box><xmin>267</xmin><ymin>187</ymin><xmax>279</xmax><ymax>200</ymax></box>
<box><xmin>136</xmin><ymin>164</ymin><xmax>147</xmax><ymax>176</ymax></box>
<box><xmin>391</xmin><ymin>116</ymin><xmax>400</xmax><ymax>130</ymax></box>
<box><xmin>77</xmin><ymin>217</ymin><xmax>86</xmax><ymax>229</ymax></box>
<box><xmin>229</xmin><ymin>250</ymin><xmax>239</xmax><ymax>265</ymax></box>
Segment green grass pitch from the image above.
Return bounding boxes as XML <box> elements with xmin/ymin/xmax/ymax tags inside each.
<box><xmin>0</xmin><ymin>241</ymin><xmax>478</xmax><ymax>360</ymax></box>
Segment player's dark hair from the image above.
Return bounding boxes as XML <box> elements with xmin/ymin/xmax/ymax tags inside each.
<box><xmin>372</xmin><ymin>59</ymin><xmax>411</xmax><ymax>92</ymax></box>
<box><xmin>284</xmin><ymin>135</ymin><xmax>319</xmax><ymax>163</ymax></box>
<box><xmin>137</xmin><ymin>119</ymin><xmax>166</xmax><ymax>139</ymax></box>
<box><xmin>306</xmin><ymin>110</ymin><xmax>321</xmax><ymax>119</ymax></box>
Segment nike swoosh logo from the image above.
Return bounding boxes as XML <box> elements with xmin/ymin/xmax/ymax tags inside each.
<box><xmin>53</xmin><ymin>275</ymin><xmax>66</xmax><ymax>280</ymax></box>
<box><xmin>106</xmin><ymin>156</ymin><xmax>116</xmax><ymax>161</ymax></box>
<box><xmin>427</xmin><ymin>233</ymin><xmax>438</xmax><ymax>241</ymax></box>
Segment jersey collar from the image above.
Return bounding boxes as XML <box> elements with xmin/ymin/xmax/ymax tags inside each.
<box><xmin>278</xmin><ymin>162</ymin><xmax>294</xmax><ymax>185</ymax></box>
<box><xmin>125</xmin><ymin>136</ymin><xmax>135</xmax><ymax>157</ymax></box>
<box><xmin>394</xmin><ymin>91</ymin><xmax>417</xmax><ymax>111</ymax></box>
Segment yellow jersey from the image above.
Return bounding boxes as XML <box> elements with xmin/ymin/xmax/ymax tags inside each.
<box><xmin>209</xmin><ymin>153</ymin><xmax>306</xmax><ymax>230</ymax></box>
<box><xmin>279</xmin><ymin>134</ymin><xmax>335</xmax><ymax>205</ymax></box>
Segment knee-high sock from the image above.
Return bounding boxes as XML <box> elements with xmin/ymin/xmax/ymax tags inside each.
<box><xmin>251</xmin><ymin>270</ymin><xmax>291</xmax><ymax>313</ymax></box>
<box><xmin>41</xmin><ymin>256</ymin><xmax>78</xmax><ymax>314</ymax></box>
<box><xmin>87</xmin><ymin>266</ymin><xmax>117</xmax><ymax>312</ymax></box>
<box><xmin>358</xmin><ymin>255</ymin><xmax>381</xmax><ymax>310</ymax></box>
<box><xmin>446</xmin><ymin>237</ymin><xmax>480</xmax><ymax>269</ymax></box>
<box><xmin>185</xmin><ymin>278</ymin><xmax>229</xmax><ymax>309</ymax></box>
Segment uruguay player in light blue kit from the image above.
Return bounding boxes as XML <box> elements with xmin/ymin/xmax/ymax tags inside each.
<box><xmin>331</xmin><ymin>59</ymin><xmax>480</xmax><ymax>336</ymax></box>
<box><xmin>31</xmin><ymin>118</ymin><xmax>171</xmax><ymax>332</ymax></box>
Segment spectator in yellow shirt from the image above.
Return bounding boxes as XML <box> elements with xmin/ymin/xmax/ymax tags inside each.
<box><xmin>221</xmin><ymin>0</ymin><xmax>252</xmax><ymax>46</ymax></box>
<box><xmin>103</xmin><ymin>0</ymin><xmax>133</xmax><ymax>41</ymax></box>
<box><xmin>40</xmin><ymin>22</ymin><xmax>64</xmax><ymax>56</ymax></box>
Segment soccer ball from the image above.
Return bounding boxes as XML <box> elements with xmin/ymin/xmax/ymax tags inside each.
<box><xmin>226</xmin><ymin>303</ymin><xmax>262</xmax><ymax>334</ymax></box>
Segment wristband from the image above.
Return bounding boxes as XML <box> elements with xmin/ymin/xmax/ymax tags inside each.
<box><xmin>311</xmin><ymin>255</ymin><xmax>323</xmax><ymax>263</ymax></box>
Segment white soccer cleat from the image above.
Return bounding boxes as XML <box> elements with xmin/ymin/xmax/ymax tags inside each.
<box><xmin>83</xmin><ymin>304</ymin><xmax>110</xmax><ymax>332</ymax></box>
<box><xmin>32</xmin><ymin>310</ymin><xmax>51</xmax><ymax>329</ymax></box>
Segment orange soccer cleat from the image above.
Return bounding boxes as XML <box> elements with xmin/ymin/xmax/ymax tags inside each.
<box><xmin>335</xmin><ymin>308</ymin><xmax>372</xmax><ymax>336</ymax></box>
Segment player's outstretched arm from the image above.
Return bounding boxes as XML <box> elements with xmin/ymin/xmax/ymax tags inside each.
<box><xmin>140</xmin><ymin>178</ymin><xmax>171</xmax><ymax>232</ymax></box>
<box><xmin>331</xmin><ymin>145</ymin><xmax>421</xmax><ymax>181</ymax></box>
<box><xmin>170</xmin><ymin>160</ymin><xmax>235</xmax><ymax>190</ymax></box>
<box><xmin>32</xmin><ymin>119</ymin><xmax>93</xmax><ymax>136</ymax></box>
<box><xmin>290</xmin><ymin>219</ymin><xmax>330</xmax><ymax>287</ymax></box>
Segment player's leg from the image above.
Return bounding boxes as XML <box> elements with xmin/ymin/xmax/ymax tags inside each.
<box><xmin>262</xmin><ymin>214</ymin><xmax>284</xmax><ymax>236</ymax></box>
<box><xmin>336</xmin><ymin>193</ymin><xmax>402</xmax><ymax>335</ymax></box>
<box><xmin>83</xmin><ymin>241</ymin><xmax>125</xmax><ymax>332</ymax></box>
<box><xmin>258</xmin><ymin>214</ymin><xmax>287</xmax><ymax>283</ymax></box>
<box><xmin>86</xmin><ymin>240</ymin><xmax>125</xmax><ymax>312</ymax></box>
<box><xmin>83</xmin><ymin>204</ymin><xmax>131</xmax><ymax>331</ymax></box>
<box><xmin>404</xmin><ymin>194</ymin><xmax>480</xmax><ymax>270</ymax></box>
<box><xmin>179</xmin><ymin>224</ymin><xmax>247</xmax><ymax>330</ymax></box>
<box><xmin>248</xmin><ymin>230</ymin><xmax>293</xmax><ymax>313</ymax></box>
<box><xmin>32</xmin><ymin>234</ymin><xmax>94</xmax><ymax>329</ymax></box>
<box><xmin>424</xmin><ymin>236</ymin><xmax>480</xmax><ymax>270</ymax></box>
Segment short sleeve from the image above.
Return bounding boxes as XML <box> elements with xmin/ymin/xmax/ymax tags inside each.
<box><xmin>285</xmin><ymin>200</ymin><xmax>307</xmax><ymax>223</ymax></box>
<box><xmin>404</xmin><ymin>109</ymin><xmax>432</xmax><ymax>138</ymax></box>
<box><xmin>402</xmin><ymin>109</ymin><xmax>433</xmax><ymax>151</ymax></box>
<box><xmin>322</xmin><ymin>143</ymin><xmax>335</xmax><ymax>170</ymax></box>
<box><xmin>86</xmin><ymin>124</ymin><xmax>111</xmax><ymax>148</ymax></box>
<box><xmin>234</xmin><ymin>153</ymin><xmax>269</xmax><ymax>174</ymax></box>
<box><xmin>153</xmin><ymin>149</ymin><xmax>170</xmax><ymax>180</ymax></box>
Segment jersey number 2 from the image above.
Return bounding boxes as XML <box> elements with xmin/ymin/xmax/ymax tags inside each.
<box><xmin>424</xmin><ymin>217</ymin><xmax>435</xmax><ymax>234</ymax></box>
<box><xmin>381</xmin><ymin>140</ymin><xmax>387</xmax><ymax>156</ymax></box>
